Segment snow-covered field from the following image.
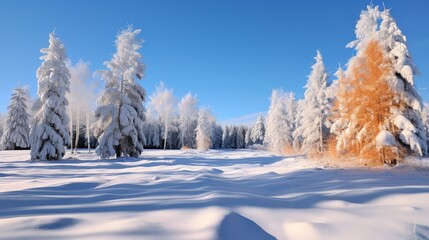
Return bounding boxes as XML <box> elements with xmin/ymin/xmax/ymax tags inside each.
<box><xmin>1</xmin><ymin>149</ymin><xmax>429</xmax><ymax>240</ymax></box>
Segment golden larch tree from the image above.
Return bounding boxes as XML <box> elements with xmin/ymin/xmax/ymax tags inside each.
<box><xmin>331</xmin><ymin>40</ymin><xmax>400</xmax><ymax>165</ymax></box>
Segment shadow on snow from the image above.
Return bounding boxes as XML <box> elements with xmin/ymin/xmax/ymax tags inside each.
<box><xmin>1</xmin><ymin>151</ymin><xmax>429</xmax><ymax>218</ymax></box>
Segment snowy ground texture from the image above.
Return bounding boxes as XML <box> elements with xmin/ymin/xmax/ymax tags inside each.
<box><xmin>1</xmin><ymin>150</ymin><xmax>429</xmax><ymax>240</ymax></box>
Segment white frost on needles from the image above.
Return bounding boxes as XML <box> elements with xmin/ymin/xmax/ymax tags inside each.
<box><xmin>30</xmin><ymin>32</ymin><xmax>71</xmax><ymax>161</ymax></box>
<box><xmin>1</xmin><ymin>87</ymin><xmax>30</xmax><ymax>150</ymax></box>
<box><xmin>250</xmin><ymin>115</ymin><xmax>265</xmax><ymax>145</ymax></box>
<box><xmin>94</xmin><ymin>26</ymin><xmax>146</xmax><ymax>158</ymax></box>
<box><xmin>293</xmin><ymin>50</ymin><xmax>329</xmax><ymax>154</ymax></box>
<box><xmin>264</xmin><ymin>89</ymin><xmax>293</xmax><ymax>154</ymax></box>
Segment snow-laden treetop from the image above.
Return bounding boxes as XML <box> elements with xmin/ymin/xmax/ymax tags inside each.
<box><xmin>100</xmin><ymin>26</ymin><xmax>145</xmax><ymax>86</ymax></box>
<box><xmin>36</xmin><ymin>32</ymin><xmax>70</xmax><ymax>99</ymax></box>
<box><xmin>346</xmin><ymin>5</ymin><xmax>417</xmax><ymax>87</ymax></box>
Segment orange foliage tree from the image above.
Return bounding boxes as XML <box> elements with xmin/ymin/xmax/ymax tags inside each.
<box><xmin>331</xmin><ymin>40</ymin><xmax>400</xmax><ymax>164</ymax></box>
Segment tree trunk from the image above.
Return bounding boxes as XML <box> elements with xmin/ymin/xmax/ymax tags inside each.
<box><xmin>86</xmin><ymin>112</ymin><xmax>91</xmax><ymax>153</ymax></box>
<box><xmin>319</xmin><ymin>111</ymin><xmax>323</xmax><ymax>154</ymax></box>
<box><xmin>69</xmin><ymin>108</ymin><xmax>74</xmax><ymax>153</ymax></box>
<box><xmin>74</xmin><ymin>108</ymin><xmax>80</xmax><ymax>152</ymax></box>
<box><xmin>115</xmin><ymin>145</ymin><xmax>121</xmax><ymax>158</ymax></box>
<box><xmin>116</xmin><ymin>73</ymin><xmax>126</xmax><ymax>157</ymax></box>
<box><xmin>163</xmin><ymin>120</ymin><xmax>168</xmax><ymax>150</ymax></box>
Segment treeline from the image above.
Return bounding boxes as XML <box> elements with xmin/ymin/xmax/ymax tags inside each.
<box><xmin>1</xmin><ymin>5</ymin><xmax>429</xmax><ymax>166</ymax></box>
<box><xmin>61</xmin><ymin>119</ymin><xmax>262</xmax><ymax>151</ymax></box>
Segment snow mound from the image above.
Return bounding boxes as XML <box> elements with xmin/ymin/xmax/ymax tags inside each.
<box><xmin>216</xmin><ymin>212</ymin><xmax>276</xmax><ymax>240</ymax></box>
<box><xmin>38</xmin><ymin>218</ymin><xmax>79</xmax><ymax>230</ymax></box>
<box><xmin>209</xmin><ymin>168</ymin><xmax>224</xmax><ymax>174</ymax></box>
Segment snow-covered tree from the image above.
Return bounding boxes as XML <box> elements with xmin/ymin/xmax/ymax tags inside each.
<box><xmin>222</xmin><ymin>125</ymin><xmax>230</xmax><ymax>149</ymax></box>
<box><xmin>285</xmin><ymin>92</ymin><xmax>298</xmax><ymax>137</ymax></box>
<box><xmin>292</xmin><ymin>100</ymin><xmax>304</xmax><ymax>150</ymax></box>
<box><xmin>1</xmin><ymin>87</ymin><xmax>30</xmax><ymax>150</ymax></box>
<box><xmin>251</xmin><ymin>115</ymin><xmax>265</xmax><ymax>145</ymax></box>
<box><xmin>229</xmin><ymin>126</ymin><xmax>238</xmax><ymax>149</ymax></box>
<box><xmin>0</xmin><ymin>114</ymin><xmax>6</xmax><ymax>144</ymax></box>
<box><xmin>178</xmin><ymin>93</ymin><xmax>198</xmax><ymax>149</ymax></box>
<box><xmin>93</xmin><ymin>76</ymin><xmax>121</xmax><ymax>157</ymax></box>
<box><xmin>325</xmin><ymin>66</ymin><xmax>343</xmax><ymax>130</ymax></box>
<box><xmin>264</xmin><ymin>89</ymin><xmax>293</xmax><ymax>154</ymax></box>
<box><xmin>30</xmin><ymin>32</ymin><xmax>71</xmax><ymax>160</ymax></box>
<box><xmin>148</xmin><ymin>82</ymin><xmax>176</xmax><ymax>150</ymax></box>
<box><xmin>293</xmin><ymin>51</ymin><xmax>330</xmax><ymax>154</ymax></box>
<box><xmin>332</xmin><ymin>40</ymin><xmax>401</xmax><ymax>164</ymax></box>
<box><xmin>94</xmin><ymin>27</ymin><xmax>146</xmax><ymax>158</ymax></box>
<box><xmin>211</xmin><ymin>124</ymin><xmax>223</xmax><ymax>149</ymax></box>
<box><xmin>84</xmin><ymin>112</ymin><xmax>95</xmax><ymax>152</ymax></box>
<box><xmin>168</xmin><ymin>119</ymin><xmax>180</xmax><ymax>149</ymax></box>
<box><xmin>379</xmin><ymin>9</ymin><xmax>427</xmax><ymax>155</ymax></box>
<box><xmin>345</xmin><ymin>5</ymin><xmax>427</xmax><ymax>156</ymax></box>
<box><xmin>143</xmin><ymin>120</ymin><xmax>161</xmax><ymax>148</ymax></box>
<box><xmin>422</xmin><ymin>103</ymin><xmax>429</xmax><ymax>146</ymax></box>
<box><xmin>346</xmin><ymin>5</ymin><xmax>381</xmax><ymax>50</ymax></box>
<box><xmin>245</xmin><ymin>126</ymin><xmax>252</xmax><ymax>147</ymax></box>
<box><xmin>195</xmin><ymin>108</ymin><xmax>213</xmax><ymax>151</ymax></box>
<box><xmin>326</xmin><ymin>66</ymin><xmax>342</xmax><ymax>101</ymax></box>
<box><xmin>236</xmin><ymin>125</ymin><xmax>246</xmax><ymax>149</ymax></box>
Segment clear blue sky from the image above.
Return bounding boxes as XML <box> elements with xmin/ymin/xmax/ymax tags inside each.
<box><xmin>0</xmin><ymin>0</ymin><xmax>428</xmax><ymax>122</ymax></box>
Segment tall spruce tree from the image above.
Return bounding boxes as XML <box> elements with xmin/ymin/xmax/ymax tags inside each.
<box><xmin>294</xmin><ymin>51</ymin><xmax>330</xmax><ymax>154</ymax></box>
<box><xmin>1</xmin><ymin>87</ymin><xmax>30</xmax><ymax>150</ymax></box>
<box><xmin>30</xmin><ymin>32</ymin><xmax>71</xmax><ymax>160</ymax></box>
<box><xmin>94</xmin><ymin>27</ymin><xmax>146</xmax><ymax>158</ymax></box>
<box><xmin>379</xmin><ymin>9</ymin><xmax>427</xmax><ymax>155</ymax></box>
